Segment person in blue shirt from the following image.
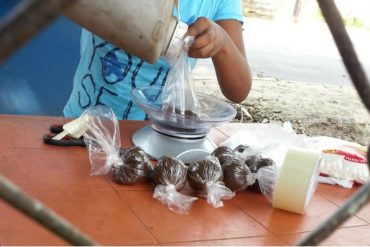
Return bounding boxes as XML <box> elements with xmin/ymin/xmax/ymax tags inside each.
<box><xmin>64</xmin><ymin>0</ymin><xmax>252</xmax><ymax>120</ymax></box>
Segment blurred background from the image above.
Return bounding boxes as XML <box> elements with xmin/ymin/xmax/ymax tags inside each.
<box><xmin>0</xmin><ymin>0</ymin><xmax>80</xmax><ymax>116</ymax></box>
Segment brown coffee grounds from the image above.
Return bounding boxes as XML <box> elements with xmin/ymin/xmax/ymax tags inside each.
<box><xmin>244</xmin><ymin>154</ymin><xmax>263</xmax><ymax>169</ymax></box>
<box><xmin>212</xmin><ymin>146</ymin><xmax>234</xmax><ymax>169</ymax></box>
<box><xmin>152</xmin><ymin>156</ymin><xmax>188</xmax><ymax>190</ymax></box>
<box><xmin>187</xmin><ymin>157</ymin><xmax>223</xmax><ymax>192</ymax></box>
<box><xmin>248</xmin><ymin>158</ymin><xmax>275</xmax><ymax>193</ymax></box>
<box><xmin>234</xmin><ymin>144</ymin><xmax>251</xmax><ymax>154</ymax></box>
<box><xmin>223</xmin><ymin>158</ymin><xmax>251</xmax><ymax>192</ymax></box>
<box><xmin>111</xmin><ymin>146</ymin><xmax>152</xmax><ymax>185</ymax></box>
<box><xmin>163</xmin><ymin>105</ymin><xmax>198</xmax><ymax>118</ymax></box>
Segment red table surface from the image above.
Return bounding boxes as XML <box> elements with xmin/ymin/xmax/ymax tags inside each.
<box><xmin>0</xmin><ymin>115</ymin><xmax>369</xmax><ymax>246</ymax></box>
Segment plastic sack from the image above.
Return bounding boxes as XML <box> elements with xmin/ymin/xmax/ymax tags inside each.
<box><xmin>226</xmin><ymin>144</ymin><xmax>320</xmax><ymax>214</ymax></box>
<box><xmin>218</xmin><ymin>144</ymin><xmax>278</xmax><ymax>194</ymax></box>
<box><xmin>152</xmin><ymin>156</ymin><xmax>197</xmax><ymax>214</ymax></box>
<box><xmin>306</xmin><ymin>136</ymin><xmax>369</xmax><ymax>188</ymax></box>
<box><xmin>187</xmin><ymin>155</ymin><xmax>235</xmax><ymax>208</ymax></box>
<box><xmin>161</xmin><ymin>36</ymin><xmax>201</xmax><ymax>118</ymax></box>
<box><xmin>112</xmin><ymin>146</ymin><xmax>152</xmax><ymax>184</ymax></box>
<box><xmin>81</xmin><ymin>106</ymin><xmax>152</xmax><ymax>183</ymax></box>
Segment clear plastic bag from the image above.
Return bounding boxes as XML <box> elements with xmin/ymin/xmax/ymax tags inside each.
<box><xmin>306</xmin><ymin>136</ymin><xmax>369</xmax><ymax>187</ymax></box>
<box><xmin>226</xmin><ymin>144</ymin><xmax>320</xmax><ymax>214</ymax></box>
<box><xmin>81</xmin><ymin>106</ymin><xmax>152</xmax><ymax>183</ymax></box>
<box><xmin>152</xmin><ymin>156</ymin><xmax>197</xmax><ymax>214</ymax></box>
<box><xmin>161</xmin><ymin>36</ymin><xmax>201</xmax><ymax>118</ymax></box>
<box><xmin>82</xmin><ymin>106</ymin><xmax>123</xmax><ymax>175</ymax></box>
<box><xmin>187</xmin><ymin>155</ymin><xmax>235</xmax><ymax>208</ymax></box>
<box><xmin>220</xmin><ymin>144</ymin><xmax>278</xmax><ymax>195</ymax></box>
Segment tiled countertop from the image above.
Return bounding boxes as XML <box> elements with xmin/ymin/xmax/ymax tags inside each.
<box><xmin>0</xmin><ymin>115</ymin><xmax>369</xmax><ymax>245</ymax></box>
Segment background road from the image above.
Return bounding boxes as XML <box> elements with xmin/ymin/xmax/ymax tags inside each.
<box><xmin>197</xmin><ymin>18</ymin><xmax>370</xmax><ymax>86</ymax></box>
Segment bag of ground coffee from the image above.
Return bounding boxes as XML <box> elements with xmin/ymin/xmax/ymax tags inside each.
<box><xmin>82</xmin><ymin>106</ymin><xmax>153</xmax><ymax>184</ymax></box>
<box><xmin>152</xmin><ymin>156</ymin><xmax>197</xmax><ymax>214</ymax></box>
<box><xmin>187</xmin><ymin>155</ymin><xmax>235</xmax><ymax>208</ymax></box>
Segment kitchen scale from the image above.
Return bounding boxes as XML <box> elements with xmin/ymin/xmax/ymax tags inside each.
<box><xmin>132</xmin><ymin>86</ymin><xmax>236</xmax><ymax>162</ymax></box>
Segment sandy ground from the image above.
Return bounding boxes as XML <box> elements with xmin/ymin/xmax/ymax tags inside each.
<box><xmin>193</xmin><ymin>68</ymin><xmax>370</xmax><ymax>146</ymax></box>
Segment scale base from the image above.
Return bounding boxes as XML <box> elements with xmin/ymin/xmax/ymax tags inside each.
<box><xmin>132</xmin><ymin>126</ymin><xmax>216</xmax><ymax>163</ymax></box>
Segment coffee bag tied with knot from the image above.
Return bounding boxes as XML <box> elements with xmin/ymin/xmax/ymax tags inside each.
<box><xmin>152</xmin><ymin>156</ymin><xmax>197</xmax><ymax>214</ymax></box>
<box><xmin>187</xmin><ymin>155</ymin><xmax>235</xmax><ymax>208</ymax></box>
<box><xmin>111</xmin><ymin>146</ymin><xmax>153</xmax><ymax>184</ymax></box>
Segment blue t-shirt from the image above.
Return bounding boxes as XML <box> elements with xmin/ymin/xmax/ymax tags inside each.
<box><xmin>64</xmin><ymin>0</ymin><xmax>244</xmax><ymax>120</ymax></box>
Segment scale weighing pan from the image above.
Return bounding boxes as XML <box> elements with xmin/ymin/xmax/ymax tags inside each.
<box><xmin>131</xmin><ymin>86</ymin><xmax>236</xmax><ymax>162</ymax></box>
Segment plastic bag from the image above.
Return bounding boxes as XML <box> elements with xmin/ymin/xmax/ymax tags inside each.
<box><xmin>81</xmin><ymin>106</ymin><xmax>152</xmax><ymax>183</ymax></box>
<box><xmin>306</xmin><ymin>136</ymin><xmax>369</xmax><ymax>188</ymax></box>
<box><xmin>161</xmin><ymin>36</ymin><xmax>201</xmax><ymax>118</ymax></box>
<box><xmin>228</xmin><ymin>144</ymin><xmax>320</xmax><ymax>214</ymax></box>
<box><xmin>112</xmin><ymin>146</ymin><xmax>152</xmax><ymax>184</ymax></box>
<box><xmin>219</xmin><ymin>144</ymin><xmax>277</xmax><ymax>194</ymax></box>
<box><xmin>152</xmin><ymin>156</ymin><xmax>197</xmax><ymax>214</ymax></box>
<box><xmin>187</xmin><ymin>155</ymin><xmax>235</xmax><ymax>208</ymax></box>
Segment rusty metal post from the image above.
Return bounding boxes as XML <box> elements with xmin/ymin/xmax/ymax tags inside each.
<box><xmin>0</xmin><ymin>0</ymin><xmax>99</xmax><ymax>245</ymax></box>
<box><xmin>0</xmin><ymin>0</ymin><xmax>72</xmax><ymax>63</ymax></box>
<box><xmin>298</xmin><ymin>0</ymin><xmax>370</xmax><ymax>245</ymax></box>
<box><xmin>0</xmin><ymin>174</ymin><xmax>98</xmax><ymax>245</ymax></box>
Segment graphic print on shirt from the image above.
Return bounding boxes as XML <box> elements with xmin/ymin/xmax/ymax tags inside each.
<box><xmin>122</xmin><ymin>59</ymin><xmax>144</xmax><ymax>119</ymax></box>
<box><xmin>95</xmin><ymin>87</ymin><xmax>119</xmax><ymax>106</ymax></box>
<box><xmin>100</xmin><ymin>48</ymin><xmax>132</xmax><ymax>84</ymax></box>
<box><xmin>78</xmin><ymin>74</ymin><xmax>96</xmax><ymax>109</ymax></box>
<box><xmin>88</xmin><ymin>35</ymin><xmax>108</xmax><ymax>70</ymax></box>
<box><xmin>121</xmin><ymin>62</ymin><xmax>170</xmax><ymax>120</ymax></box>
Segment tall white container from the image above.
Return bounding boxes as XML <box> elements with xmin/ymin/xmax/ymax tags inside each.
<box><xmin>63</xmin><ymin>0</ymin><xmax>187</xmax><ymax>64</ymax></box>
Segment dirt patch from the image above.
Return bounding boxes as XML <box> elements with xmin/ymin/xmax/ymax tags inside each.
<box><xmin>194</xmin><ymin>73</ymin><xmax>370</xmax><ymax>146</ymax></box>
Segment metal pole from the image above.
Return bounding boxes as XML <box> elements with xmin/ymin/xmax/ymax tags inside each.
<box><xmin>0</xmin><ymin>0</ymin><xmax>72</xmax><ymax>63</ymax></box>
<box><xmin>297</xmin><ymin>0</ymin><xmax>370</xmax><ymax>245</ymax></box>
<box><xmin>315</xmin><ymin>0</ymin><xmax>370</xmax><ymax>111</ymax></box>
<box><xmin>0</xmin><ymin>174</ymin><xmax>98</xmax><ymax>245</ymax></box>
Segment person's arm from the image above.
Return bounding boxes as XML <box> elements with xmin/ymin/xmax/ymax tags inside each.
<box><xmin>187</xmin><ymin>17</ymin><xmax>252</xmax><ymax>103</ymax></box>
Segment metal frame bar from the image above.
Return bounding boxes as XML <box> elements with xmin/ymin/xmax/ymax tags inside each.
<box><xmin>298</xmin><ymin>0</ymin><xmax>370</xmax><ymax>245</ymax></box>
<box><xmin>0</xmin><ymin>0</ymin><xmax>71</xmax><ymax>63</ymax></box>
<box><xmin>0</xmin><ymin>174</ymin><xmax>98</xmax><ymax>245</ymax></box>
<box><xmin>0</xmin><ymin>0</ymin><xmax>98</xmax><ymax>245</ymax></box>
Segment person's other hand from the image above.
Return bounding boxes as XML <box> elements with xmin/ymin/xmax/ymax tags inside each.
<box><xmin>186</xmin><ymin>17</ymin><xmax>227</xmax><ymax>59</ymax></box>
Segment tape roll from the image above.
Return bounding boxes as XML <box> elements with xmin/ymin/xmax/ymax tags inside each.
<box><xmin>272</xmin><ymin>148</ymin><xmax>320</xmax><ymax>214</ymax></box>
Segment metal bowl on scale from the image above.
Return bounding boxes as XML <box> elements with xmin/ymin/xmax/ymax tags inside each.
<box><xmin>131</xmin><ymin>86</ymin><xmax>236</xmax><ymax>162</ymax></box>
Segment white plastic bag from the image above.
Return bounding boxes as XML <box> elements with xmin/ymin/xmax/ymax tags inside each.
<box><xmin>306</xmin><ymin>136</ymin><xmax>369</xmax><ymax>187</ymax></box>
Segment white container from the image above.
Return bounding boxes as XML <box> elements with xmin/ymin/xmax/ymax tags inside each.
<box><xmin>63</xmin><ymin>0</ymin><xmax>187</xmax><ymax>63</ymax></box>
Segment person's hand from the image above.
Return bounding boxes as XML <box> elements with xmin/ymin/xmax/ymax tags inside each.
<box><xmin>186</xmin><ymin>17</ymin><xmax>227</xmax><ymax>59</ymax></box>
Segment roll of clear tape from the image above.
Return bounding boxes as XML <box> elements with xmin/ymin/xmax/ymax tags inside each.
<box><xmin>272</xmin><ymin>148</ymin><xmax>321</xmax><ymax>214</ymax></box>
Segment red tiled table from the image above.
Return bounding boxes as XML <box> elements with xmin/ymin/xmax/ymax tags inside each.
<box><xmin>0</xmin><ymin>115</ymin><xmax>369</xmax><ymax>245</ymax></box>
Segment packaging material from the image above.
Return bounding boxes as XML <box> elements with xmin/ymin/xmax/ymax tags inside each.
<box><xmin>81</xmin><ymin>106</ymin><xmax>153</xmax><ymax>183</ymax></box>
<box><xmin>219</xmin><ymin>123</ymin><xmax>369</xmax><ymax>189</ymax></box>
<box><xmin>187</xmin><ymin>155</ymin><xmax>235</xmax><ymax>208</ymax></box>
<box><xmin>226</xmin><ymin>144</ymin><xmax>320</xmax><ymax>214</ymax></box>
<box><xmin>306</xmin><ymin>136</ymin><xmax>369</xmax><ymax>188</ymax></box>
<box><xmin>112</xmin><ymin>146</ymin><xmax>152</xmax><ymax>184</ymax></box>
<box><xmin>161</xmin><ymin>36</ymin><xmax>201</xmax><ymax>118</ymax></box>
<box><xmin>152</xmin><ymin>156</ymin><xmax>198</xmax><ymax>214</ymax></box>
<box><xmin>218</xmin><ymin>124</ymin><xmax>321</xmax><ymax>214</ymax></box>
<box><xmin>211</xmin><ymin>146</ymin><xmax>235</xmax><ymax>169</ymax></box>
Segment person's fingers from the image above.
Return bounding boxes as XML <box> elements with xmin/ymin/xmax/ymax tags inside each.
<box><xmin>186</xmin><ymin>17</ymin><xmax>210</xmax><ymax>37</ymax></box>
<box><xmin>190</xmin><ymin>29</ymin><xmax>216</xmax><ymax>50</ymax></box>
<box><xmin>188</xmin><ymin>42</ymin><xmax>214</xmax><ymax>58</ymax></box>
